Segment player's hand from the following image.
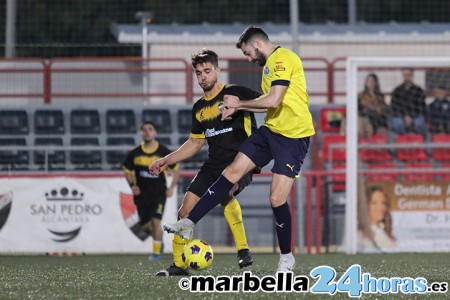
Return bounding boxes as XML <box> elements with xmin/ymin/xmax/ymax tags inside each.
<box><xmin>223</xmin><ymin>94</ymin><xmax>240</xmax><ymax>109</ymax></box>
<box><xmin>131</xmin><ymin>185</ymin><xmax>141</xmax><ymax>196</ymax></box>
<box><xmin>149</xmin><ymin>157</ymin><xmax>168</xmax><ymax>175</ymax></box>
<box><xmin>222</xmin><ymin>95</ymin><xmax>240</xmax><ymax>121</ymax></box>
<box><xmin>221</xmin><ymin>107</ymin><xmax>236</xmax><ymax>121</ymax></box>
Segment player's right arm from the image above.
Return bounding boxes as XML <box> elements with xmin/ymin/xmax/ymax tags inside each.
<box><xmin>149</xmin><ymin>137</ymin><xmax>206</xmax><ymax>175</ymax></box>
<box><xmin>124</xmin><ymin>171</ymin><xmax>141</xmax><ymax>195</ymax></box>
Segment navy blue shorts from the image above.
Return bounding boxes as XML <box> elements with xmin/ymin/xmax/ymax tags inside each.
<box><xmin>239</xmin><ymin>126</ymin><xmax>310</xmax><ymax>178</ymax></box>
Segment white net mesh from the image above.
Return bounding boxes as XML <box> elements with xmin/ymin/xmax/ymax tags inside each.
<box><xmin>346</xmin><ymin>57</ymin><xmax>450</xmax><ymax>254</ymax></box>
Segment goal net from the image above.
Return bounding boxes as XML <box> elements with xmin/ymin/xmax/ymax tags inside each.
<box><xmin>345</xmin><ymin>57</ymin><xmax>450</xmax><ymax>254</ymax></box>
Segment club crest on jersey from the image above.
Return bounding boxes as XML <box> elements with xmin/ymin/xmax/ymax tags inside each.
<box><xmin>263</xmin><ymin>66</ymin><xmax>270</xmax><ymax>76</ymax></box>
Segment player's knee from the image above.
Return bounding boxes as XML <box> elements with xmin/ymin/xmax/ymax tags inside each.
<box><xmin>223</xmin><ymin>164</ymin><xmax>243</xmax><ymax>182</ymax></box>
<box><xmin>269</xmin><ymin>194</ymin><xmax>286</xmax><ymax>207</ymax></box>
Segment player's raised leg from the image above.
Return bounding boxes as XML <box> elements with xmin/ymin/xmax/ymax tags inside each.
<box><xmin>163</xmin><ymin>153</ymin><xmax>256</xmax><ymax>237</ymax></box>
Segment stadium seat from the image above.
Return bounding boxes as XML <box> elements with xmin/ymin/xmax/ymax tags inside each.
<box><xmin>156</xmin><ymin>137</ymin><xmax>172</xmax><ymax>146</ymax></box>
<box><xmin>321</xmin><ymin>135</ymin><xmax>346</xmax><ymax>161</ymax></box>
<box><xmin>366</xmin><ymin>163</ymin><xmax>396</xmax><ymax>182</ymax></box>
<box><xmin>106</xmin><ymin>137</ymin><xmax>135</xmax><ymax>168</ymax></box>
<box><xmin>70</xmin><ymin>110</ymin><xmax>101</xmax><ymax>134</ymax></box>
<box><xmin>431</xmin><ymin>134</ymin><xmax>450</xmax><ymax>162</ymax></box>
<box><xmin>330</xmin><ymin>162</ymin><xmax>346</xmax><ymax>192</ymax></box>
<box><xmin>395</xmin><ymin>134</ymin><xmax>428</xmax><ymax>162</ymax></box>
<box><xmin>319</xmin><ymin>107</ymin><xmax>346</xmax><ymax>133</ymax></box>
<box><xmin>441</xmin><ymin>163</ymin><xmax>450</xmax><ymax>180</ymax></box>
<box><xmin>34</xmin><ymin>138</ymin><xmax>65</xmax><ymax>166</ymax></box>
<box><xmin>70</xmin><ymin>137</ymin><xmax>101</xmax><ymax>167</ymax></box>
<box><xmin>177</xmin><ymin>109</ymin><xmax>192</xmax><ymax>134</ymax></box>
<box><xmin>0</xmin><ymin>138</ymin><xmax>29</xmax><ymax>168</ymax></box>
<box><xmin>34</xmin><ymin>110</ymin><xmax>65</xmax><ymax>134</ymax></box>
<box><xmin>403</xmin><ymin>163</ymin><xmax>434</xmax><ymax>181</ymax></box>
<box><xmin>106</xmin><ymin>110</ymin><xmax>136</xmax><ymax>134</ymax></box>
<box><xmin>142</xmin><ymin>109</ymin><xmax>172</xmax><ymax>134</ymax></box>
<box><xmin>0</xmin><ymin>110</ymin><xmax>29</xmax><ymax>135</ymax></box>
<box><xmin>359</xmin><ymin>134</ymin><xmax>392</xmax><ymax>162</ymax></box>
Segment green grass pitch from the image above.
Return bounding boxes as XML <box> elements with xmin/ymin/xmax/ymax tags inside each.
<box><xmin>0</xmin><ymin>253</ymin><xmax>448</xmax><ymax>299</ymax></box>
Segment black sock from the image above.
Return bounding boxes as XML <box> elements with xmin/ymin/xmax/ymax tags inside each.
<box><xmin>188</xmin><ymin>175</ymin><xmax>234</xmax><ymax>224</ymax></box>
<box><xmin>272</xmin><ymin>202</ymin><xmax>292</xmax><ymax>254</ymax></box>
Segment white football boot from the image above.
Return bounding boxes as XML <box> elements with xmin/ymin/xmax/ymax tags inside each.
<box><xmin>276</xmin><ymin>252</ymin><xmax>295</xmax><ymax>273</ymax></box>
<box><xmin>163</xmin><ymin>218</ymin><xmax>194</xmax><ymax>240</ymax></box>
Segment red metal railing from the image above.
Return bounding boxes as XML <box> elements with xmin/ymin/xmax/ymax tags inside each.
<box><xmin>47</xmin><ymin>57</ymin><xmax>193</xmax><ymax>104</ymax></box>
<box><xmin>0</xmin><ymin>56</ymin><xmax>334</xmax><ymax>104</ymax></box>
<box><xmin>1</xmin><ymin>56</ymin><xmax>448</xmax><ymax>104</ymax></box>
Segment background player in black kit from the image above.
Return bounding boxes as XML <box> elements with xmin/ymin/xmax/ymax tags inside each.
<box><xmin>123</xmin><ymin>121</ymin><xmax>179</xmax><ymax>261</ymax></box>
<box><xmin>150</xmin><ymin>49</ymin><xmax>261</xmax><ymax>276</ymax></box>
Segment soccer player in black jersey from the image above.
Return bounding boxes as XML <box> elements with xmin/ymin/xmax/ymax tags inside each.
<box><xmin>123</xmin><ymin>121</ymin><xmax>179</xmax><ymax>261</ymax></box>
<box><xmin>150</xmin><ymin>49</ymin><xmax>261</xmax><ymax>276</ymax></box>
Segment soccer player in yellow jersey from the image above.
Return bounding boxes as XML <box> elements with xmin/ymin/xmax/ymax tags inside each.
<box><xmin>162</xmin><ymin>26</ymin><xmax>315</xmax><ymax>273</ymax></box>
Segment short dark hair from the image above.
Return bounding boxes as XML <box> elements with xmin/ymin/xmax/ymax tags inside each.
<box><xmin>140</xmin><ymin>121</ymin><xmax>157</xmax><ymax>131</ymax></box>
<box><xmin>191</xmin><ymin>49</ymin><xmax>219</xmax><ymax>69</ymax></box>
<box><xmin>236</xmin><ymin>26</ymin><xmax>269</xmax><ymax>49</ymax></box>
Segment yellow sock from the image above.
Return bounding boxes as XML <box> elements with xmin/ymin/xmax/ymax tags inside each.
<box><xmin>153</xmin><ymin>240</ymin><xmax>162</xmax><ymax>255</ymax></box>
<box><xmin>172</xmin><ymin>234</ymin><xmax>190</xmax><ymax>268</ymax></box>
<box><xmin>224</xmin><ymin>198</ymin><xmax>249</xmax><ymax>252</ymax></box>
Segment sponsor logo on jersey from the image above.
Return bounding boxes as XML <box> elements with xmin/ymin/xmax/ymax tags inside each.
<box><xmin>274</xmin><ymin>61</ymin><xmax>285</xmax><ymax>72</ymax></box>
<box><xmin>204</xmin><ymin>127</ymin><xmax>233</xmax><ymax>138</ymax></box>
<box><xmin>139</xmin><ymin>170</ymin><xmax>160</xmax><ymax>178</ymax></box>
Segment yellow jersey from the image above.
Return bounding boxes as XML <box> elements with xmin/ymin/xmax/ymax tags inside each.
<box><xmin>261</xmin><ymin>47</ymin><xmax>315</xmax><ymax>138</ymax></box>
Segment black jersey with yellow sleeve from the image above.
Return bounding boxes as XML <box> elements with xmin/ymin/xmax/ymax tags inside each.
<box><xmin>190</xmin><ymin>84</ymin><xmax>260</xmax><ymax>170</ymax></box>
<box><xmin>122</xmin><ymin>142</ymin><xmax>179</xmax><ymax>194</ymax></box>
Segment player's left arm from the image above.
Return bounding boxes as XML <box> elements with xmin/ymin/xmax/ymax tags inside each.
<box><xmin>222</xmin><ymin>85</ymin><xmax>288</xmax><ymax>120</ymax></box>
<box><xmin>237</xmin><ymin>84</ymin><xmax>288</xmax><ymax>109</ymax></box>
<box><xmin>224</xmin><ymin>86</ymin><xmax>267</xmax><ymax>113</ymax></box>
<box><xmin>224</xmin><ymin>53</ymin><xmax>292</xmax><ymax>116</ymax></box>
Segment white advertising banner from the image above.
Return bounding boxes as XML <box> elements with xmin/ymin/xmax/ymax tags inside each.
<box><xmin>0</xmin><ymin>175</ymin><xmax>177</xmax><ymax>254</ymax></box>
<box><xmin>357</xmin><ymin>181</ymin><xmax>450</xmax><ymax>253</ymax></box>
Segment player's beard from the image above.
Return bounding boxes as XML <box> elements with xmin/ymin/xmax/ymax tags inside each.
<box><xmin>200</xmin><ymin>78</ymin><xmax>217</xmax><ymax>92</ymax></box>
<box><xmin>254</xmin><ymin>48</ymin><xmax>267</xmax><ymax>66</ymax></box>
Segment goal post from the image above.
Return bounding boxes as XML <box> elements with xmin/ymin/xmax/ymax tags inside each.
<box><xmin>345</xmin><ymin>57</ymin><xmax>450</xmax><ymax>254</ymax></box>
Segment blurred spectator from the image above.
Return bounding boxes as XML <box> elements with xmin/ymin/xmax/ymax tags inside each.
<box><xmin>428</xmin><ymin>86</ymin><xmax>450</xmax><ymax>133</ymax></box>
<box><xmin>390</xmin><ymin>68</ymin><xmax>427</xmax><ymax>135</ymax></box>
<box><xmin>340</xmin><ymin>73</ymin><xmax>388</xmax><ymax>138</ymax></box>
<box><xmin>358</xmin><ymin>73</ymin><xmax>388</xmax><ymax>136</ymax></box>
